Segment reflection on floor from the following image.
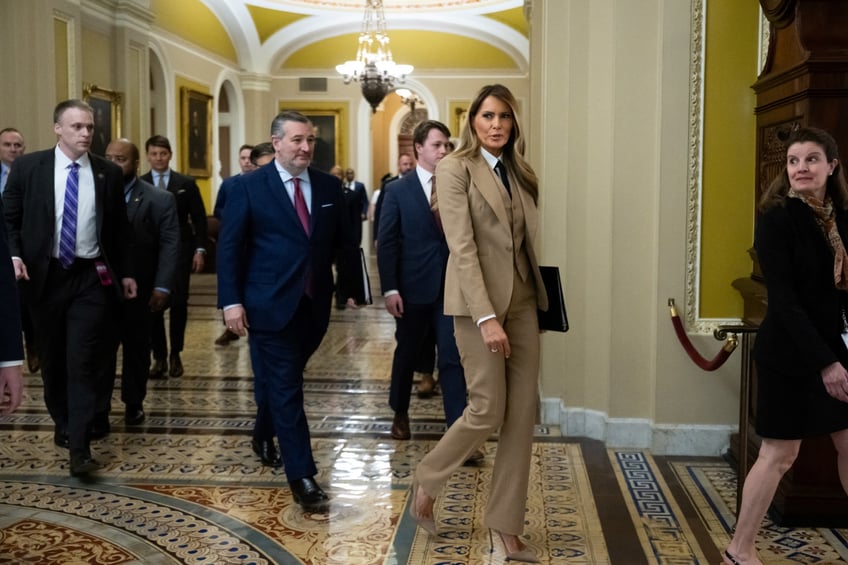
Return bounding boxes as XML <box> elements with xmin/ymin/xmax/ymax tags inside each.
<box><xmin>2</xmin><ymin>274</ymin><xmax>848</xmax><ymax>563</ymax></box>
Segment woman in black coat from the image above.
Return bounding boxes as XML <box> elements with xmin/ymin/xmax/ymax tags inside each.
<box><xmin>724</xmin><ymin>127</ymin><xmax>848</xmax><ymax>565</ymax></box>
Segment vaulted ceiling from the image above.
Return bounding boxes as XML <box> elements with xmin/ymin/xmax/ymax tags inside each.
<box><xmin>149</xmin><ymin>0</ymin><xmax>530</xmax><ymax>75</ymax></box>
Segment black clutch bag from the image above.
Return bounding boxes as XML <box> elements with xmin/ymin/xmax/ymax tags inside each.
<box><xmin>537</xmin><ymin>266</ymin><xmax>569</xmax><ymax>332</ymax></box>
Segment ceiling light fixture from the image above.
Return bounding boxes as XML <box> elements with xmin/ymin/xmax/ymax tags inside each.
<box><xmin>335</xmin><ymin>0</ymin><xmax>413</xmax><ymax>113</ymax></box>
<box><xmin>395</xmin><ymin>88</ymin><xmax>423</xmax><ymax>112</ymax></box>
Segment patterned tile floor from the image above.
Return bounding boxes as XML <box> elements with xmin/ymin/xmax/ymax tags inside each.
<box><xmin>1</xmin><ymin>272</ymin><xmax>847</xmax><ymax>563</ymax></box>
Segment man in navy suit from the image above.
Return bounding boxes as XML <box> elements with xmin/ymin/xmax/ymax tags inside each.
<box><xmin>0</xmin><ymin>195</ymin><xmax>23</xmax><ymax>415</ymax></box>
<box><xmin>218</xmin><ymin>111</ymin><xmax>357</xmax><ymax>512</ymax></box>
<box><xmin>377</xmin><ymin>120</ymin><xmax>467</xmax><ymax>441</ymax></box>
<box><xmin>3</xmin><ymin>99</ymin><xmax>136</xmax><ymax>476</ymax></box>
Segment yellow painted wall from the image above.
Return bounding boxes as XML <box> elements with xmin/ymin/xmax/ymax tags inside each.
<box><xmin>150</xmin><ymin>0</ymin><xmax>237</xmax><ymax>63</ymax></box>
<box><xmin>174</xmin><ymin>76</ymin><xmax>212</xmax><ymax>211</ymax></box>
<box><xmin>283</xmin><ymin>31</ymin><xmax>517</xmax><ymax>70</ymax></box>
<box><xmin>699</xmin><ymin>0</ymin><xmax>759</xmax><ymax>318</ymax></box>
<box><xmin>484</xmin><ymin>6</ymin><xmax>529</xmax><ymax>36</ymax></box>
<box><xmin>247</xmin><ymin>5</ymin><xmax>307</xmax><ymax>44</ymax></box>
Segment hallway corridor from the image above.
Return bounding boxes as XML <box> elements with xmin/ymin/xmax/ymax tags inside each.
<box><xmin>1</xmin><ymin>274</ymin><xmax>847</xmax><ymax>564</ymax></box>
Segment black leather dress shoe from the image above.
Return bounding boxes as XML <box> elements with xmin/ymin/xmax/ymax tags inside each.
<box><xmin>150</xmin><ymin>358</ymin><xmax>168</xmax><ymax>379</ymax></box>
<box><xmin>214</xmin><ymin>329</ymin><xmax>239</xmax><ymax>345</ymax></box>
<box><xmin>54</xmin><ymin>429</ymin><xmax>69</xmax><ymax>449</ymax></box>
<box><xmin>125</xmin><ymin>405</ymin><xmax>146</xmax><ymax>426</ymax></box>
<box><xmin>288</xmin><ymin>477</ymin><xmax>329</xmax><ymax>512</ymax></box>
<box><xmin>69</xmin><ymin>452</ymin><xmax>102</xmax><ymax>477</ymax></box>
<box><xmin>251</xmin><ymin>438</ymin><xmax>282</xmax><ymax>468</ymax></box>
<box><xmin>169</xmin><ymin>354</ymin><xmax>183</xmax><ymax>378</ymax></box>
<box><xmin>391</xmin><ymin>412</ymin><xmax>411</xmax><ymax>440</ymax></box>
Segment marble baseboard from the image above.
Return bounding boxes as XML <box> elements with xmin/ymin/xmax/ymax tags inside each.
<box><xmin>541</xmin><ymin>398</ymin><xmax>734</xmax><ymax>456</ymax></box>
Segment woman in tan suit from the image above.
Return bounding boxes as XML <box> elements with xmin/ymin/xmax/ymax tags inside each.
<box><xmin>408</xmin><ymin>84</ymin><xmax>548</xmax><ymax>563</ymax></box>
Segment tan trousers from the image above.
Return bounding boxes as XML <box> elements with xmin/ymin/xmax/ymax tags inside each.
<box><xmin>414</xmin><ymin>269</ymin><xmax>539</xmax><ymax>535</ymax></box>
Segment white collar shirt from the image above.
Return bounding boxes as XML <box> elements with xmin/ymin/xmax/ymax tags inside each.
<box><xmin>275</xmin><ymin>161</ymin><xmax>312</xmax><ymax>214</ymax></box>
<box><xmin>415</xmin><ymin>165</ymin><xmax>434</xmax><ymax>203</ymax></box>
<box><xmin>53</xmin><ymin>146</ymin><xmax>99</xmax><ymax>259</ymax></box>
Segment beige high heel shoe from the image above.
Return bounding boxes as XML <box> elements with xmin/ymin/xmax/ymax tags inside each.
<box><xmin>408</xmin><ymin>483</ymin><xmax>438</xmax><ymax>535</ymax></box>
<box><xmin>490</xmin><ymin>529</ymin><xmax>539</xmax><ymax>563</ymax></box>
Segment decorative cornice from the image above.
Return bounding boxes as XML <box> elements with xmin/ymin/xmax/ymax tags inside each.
<box><xmin>239</xmin><ymin>73</ymin><xmax>272</xmax><ymax>92</ymax></box>
<box><xmin>80</xmin><ymin>0</ymin><xmax>154</xmax><ymax>35</ymax></box>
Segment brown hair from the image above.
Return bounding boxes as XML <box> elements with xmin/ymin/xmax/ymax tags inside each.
<box><xmin>759</xmin><ymin>126</ymin><xmax>848</xmax><ymax>211</ymax></box>
<box><xmin>412</xmin><ymin>120</ymin><xmax>451</xmax><ymax>159</ymax></box>
<box><xmin>453</xmin><ymin>84</ymin><xmax>538</xmax><ymax>202</ymax></box>
<box><xmin>145</xmin><ymin>134</ymin><xmax>172</xmax><ymax>153</ymax></box>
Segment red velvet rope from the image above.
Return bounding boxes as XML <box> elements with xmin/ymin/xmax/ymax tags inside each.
<box><xmin>668</xmin><ymin>299</ymin><xmax>737</xmax><ymax>371</ymax></box>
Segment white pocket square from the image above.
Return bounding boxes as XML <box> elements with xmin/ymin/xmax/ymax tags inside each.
<box><xmin>321</xmin><ymin>203</ymin><xmax>334</xmax><ymax>208</ymax></box>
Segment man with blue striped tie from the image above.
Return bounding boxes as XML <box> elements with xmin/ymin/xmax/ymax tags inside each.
<box><xmin>2</xmin><ymin>99</ymin><xmax>137</xmax><ymax>477</ymax></box>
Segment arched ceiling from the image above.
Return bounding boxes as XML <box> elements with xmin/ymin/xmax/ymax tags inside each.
<box><xmin>149</xmin><ymin>0</ymin><xmax>529</xmax><ymax>75</ymax></box>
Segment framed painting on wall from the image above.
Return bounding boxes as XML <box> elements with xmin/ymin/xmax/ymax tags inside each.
<box><xmin>449</xmin><ymin>100</ymin><xmax>470</xmax><ymax>138</ymax></box>
<box><xmin>181</xmin><ymin>88</ymin><xmax>213</xmax><ymax>177</ymax></box>
<box><xmin>278</xmin><ymin>101</ymin><xmax>349</xmax><ymax>173</ymax></box>
<box><xmin>83</xmin><ymin>83</ymin><xmax>122</xmax><ymax>157</ymax></box>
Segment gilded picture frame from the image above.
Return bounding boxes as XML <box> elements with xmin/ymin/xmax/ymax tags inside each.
<box><xmin>278</xmin><ymin>101</ymin><xmax>348</xmax><ymax>173</ymax></box>
<box><xmin>181</xmin><ymin>88</ymin><xmax>213</xmax><ymax>177</ymax></box>
<box><xmin>449</xmin><ymin>100</ymin><xmax>470</xmax><ymax>137</ymax></box>
<box><xmin>82</xmin><ymin>83</ymin><xmax>122</xmax><ymax>157</ymax></box>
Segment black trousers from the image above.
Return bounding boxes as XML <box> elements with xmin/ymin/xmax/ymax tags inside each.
<box><xmin>414</xmin><ymin>326</ymin><xmax>436</xmax><ymax>374</ymax></box>
<box><xmin>17</xmin><ymin>282</ymin><xmax>36</xmax><ymax>353</ymax></box>
<box><xmin>151</xmin><ymin>240</ymin><xmax>192</xmax><ymax>358</ymax></box>
<box><xmin>99</xmin><ymin>289</ymin><xmax>155</xmax><ymax>415</ymax></box>
<box><xmin>33</xmin><ymin>259</ymin><xmax>117</xmax><ymax>452</ymax></box>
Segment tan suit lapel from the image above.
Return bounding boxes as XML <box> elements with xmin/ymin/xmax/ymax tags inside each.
<box><xmin>515</xmin><ymin>182</ymin><xmax>536</xmax><ymax>242</ymax></box>
<box><xmin>468</xmin><ymin>156</ymin><xmax>510</xmax><ymax>228</ymax></box>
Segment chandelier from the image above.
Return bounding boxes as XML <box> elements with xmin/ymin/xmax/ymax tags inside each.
<box><xmin>335</xmin><ymin>0</ymin><xmax>413</xmax><ymax>113</ymax></box>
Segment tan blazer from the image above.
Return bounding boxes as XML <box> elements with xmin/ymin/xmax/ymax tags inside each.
<box><xmin>436</xmin><ymin>152</ymin><xmax>548</xmax><ymax>322</ymax></box>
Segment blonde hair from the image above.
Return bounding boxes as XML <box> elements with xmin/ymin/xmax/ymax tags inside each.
<box><xmin>454</xmin><ymin>84</ymin><xmax>538</xmax><ymax>202</ymax></box>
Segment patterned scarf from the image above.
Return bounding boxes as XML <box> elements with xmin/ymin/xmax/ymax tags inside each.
<box><xmin>788</xmin><ymin>189</ymin><xmax>848</xmax><ymax>290</ymax></box>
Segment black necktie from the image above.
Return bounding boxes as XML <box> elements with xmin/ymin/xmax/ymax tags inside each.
<box><xmin>495</xmin><ymin>161</ymin><xmax>511</xmax><ymax>198</ymax></box>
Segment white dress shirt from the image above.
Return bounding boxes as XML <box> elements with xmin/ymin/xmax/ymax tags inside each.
<box><xmin>53</xmin><ymin>146</ymin><xmax>99</xmax><ymax>260</ymax></box>
<box><xmin>275</xmin><ymin>161</ymin><xmax>312</xmax><ymax>214</ymax></box>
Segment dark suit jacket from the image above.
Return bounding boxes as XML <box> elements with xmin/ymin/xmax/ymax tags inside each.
<box><xmin>213</xmin><ymin>174</ymin><xmax>239</xmax><ymax>220</ymax></box>
<box><xmin>753</xmin><ymin>198</ymin><xmax>848</xmax><ymax>374</ymax></box>
<box><xmin>3</xmin><ymin>148</ymin><xmax>133</xmax><ymax>301</ymax></box>
<box><xmin>0</xmin><ymin>196</ymin><xmax>23</xmax><ymax>363</ymax></box>
<box><xmin>216</xmin><ymin>163</ymin><xmax>356</xmax><ymax>332</ymax></box>
<box><xmin>373</xmin><ymin>174</ymin><xmax>400</xmax><ymax>242</ymax></box>
<box><xmin>343</xmin><ymin>180</ymin><xmax>368</xmax><ymax>244</ymax></box>
<box><xmin>344</xmin><ymin>181</ymin><xmax>369</xmax><ymax>217</ymax></box>
<box><xmin>377</xmin><ymin>172</ymin><xmax>448</xmax><ymax>305</ymax></box>
<box><xmin>125</xmin><ymin>177</ymin><xmax>180</xmax><ymax>295</ymax></box>
<box><xmin>141</xmin><ymin>169</ymin><xmax>207</xmax><ymax>248</ymax></box>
